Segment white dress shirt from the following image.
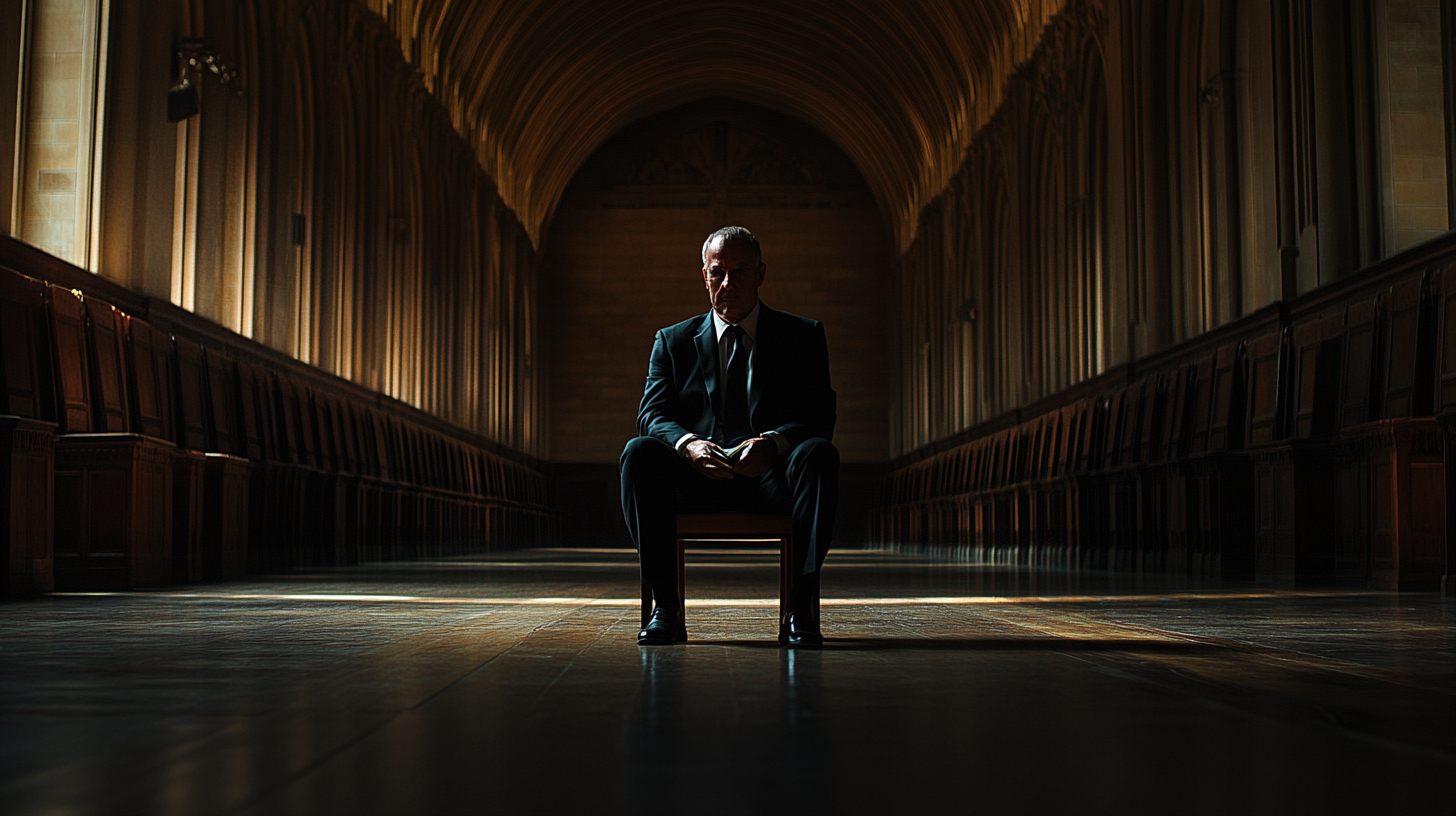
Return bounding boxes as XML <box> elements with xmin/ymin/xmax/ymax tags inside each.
<box><xmin>675</xmin><ymin>301</ymin><xmax>789</xmax><ymax>456</ymax></box>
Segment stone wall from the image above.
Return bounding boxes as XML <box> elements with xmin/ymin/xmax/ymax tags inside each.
<box><xmin>545</xmin><ymin>100</ymin><xmax>892</xmax><ymax>464</ymax></box>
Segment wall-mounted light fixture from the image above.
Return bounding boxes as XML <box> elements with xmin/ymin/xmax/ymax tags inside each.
<box><xmin>166</xmin><ymin>76</ymin><xmax>198</xmax><ymax>122</ymax></box>
<box><xmin>167</xmin><ymin>38</ymin><xmax>243</xmax><ymax>122</ymax></box>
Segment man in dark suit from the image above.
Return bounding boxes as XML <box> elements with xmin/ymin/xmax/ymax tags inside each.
<box><xmin>621</xmin><ymin>226</ymin><xmax>838</xmax><ymax>647</ymax></box>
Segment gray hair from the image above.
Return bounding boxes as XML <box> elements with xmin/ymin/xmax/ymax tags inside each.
<box><xmin>701</xmin><ymin>226</ymin><xmax>762</xmax><ymax>267</ymax></box>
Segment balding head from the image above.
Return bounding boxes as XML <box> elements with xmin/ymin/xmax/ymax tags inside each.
<box><xmin>701</xmin><ymin>226</ymin><xmax>767</xmax><ymax>324</ymax></box>
<box><xmin>701</xmin><ymin>226</ymin><xmax>762</xmax><ymax>267</ymax></box>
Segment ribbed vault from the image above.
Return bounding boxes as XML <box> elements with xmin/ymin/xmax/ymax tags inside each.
<box><xmin>360</xmin><ymin>0</ymin><xmax>1068</xmax><ymax>252</ymax></box>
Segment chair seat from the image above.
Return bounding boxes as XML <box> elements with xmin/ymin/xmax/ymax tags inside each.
<box><xmin>641</xmin><ymin>513</ymin><xmax>796</xmax><ymax>638</ymax></box>
<box><xmin>676</xmin><ymin>512</ymin><xmax>793</xmax><ymax>537</ymax></box>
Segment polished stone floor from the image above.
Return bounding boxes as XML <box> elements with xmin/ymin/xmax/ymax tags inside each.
<box><xmin>2</xmin><ymin>546</ymin><xmax>1453</xmax><ymax>815</ymax></box>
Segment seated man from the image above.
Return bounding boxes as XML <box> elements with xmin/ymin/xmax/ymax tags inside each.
<box><xmin>620</xmin><ymin>226</ymin><xmax>838</xmax><ymax>647</ymax></box>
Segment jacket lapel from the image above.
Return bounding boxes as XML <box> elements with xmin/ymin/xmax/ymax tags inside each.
<box><xmin>694</xmin><ymin>314</ymin><xmax>719</xmax><ymax>413</ymax></box>
<box><xmin>747</xmin><ymin>303</ymin><xmax>773</xmax><ymax>422</ymax></box>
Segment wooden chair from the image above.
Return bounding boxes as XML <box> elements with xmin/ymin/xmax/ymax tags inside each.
<box><xmin>641</xmin><ymin>513</ymin><xmax>798</xmax><ymax>638</ymax></box>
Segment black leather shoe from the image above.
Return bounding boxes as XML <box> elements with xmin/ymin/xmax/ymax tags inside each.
<box><xmin>638</xmin><ymin>607</ymin><xmax>687</xmax><ymax>645</ymax></box>
<box><xmin>783</xmin><ymin>609</ymin><xmax>823</xmax><ymax>648</ymax></box>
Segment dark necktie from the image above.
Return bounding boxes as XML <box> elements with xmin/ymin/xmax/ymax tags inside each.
<box><xmin>720</xmin><ymin>325</ymin><xmax>752</xmax><ymax>445</ymax></box>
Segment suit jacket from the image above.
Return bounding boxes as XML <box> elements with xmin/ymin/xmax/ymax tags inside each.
<box><xmin>637</xmin><ymin>303</ymin><xmax>836</xmax><ymax>451</ymax></box>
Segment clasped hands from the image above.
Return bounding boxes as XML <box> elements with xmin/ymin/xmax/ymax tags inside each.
<box><xmin>685</xmin><ymin>437</ymin><xmax>776</xmax><ymax>480</ymax></box>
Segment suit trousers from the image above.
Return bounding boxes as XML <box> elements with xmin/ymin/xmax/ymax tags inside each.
<box><xmin>620</xmin><ymin>435</ymin><xmax>839</xmax><ymax>604</ymax></box>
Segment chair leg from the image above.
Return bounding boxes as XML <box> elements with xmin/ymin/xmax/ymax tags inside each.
<box><xmin>676</xmin><ymin>536</ymin><xmax>687</xmax><ymax>623</ymax></box>
<box><xmin>778</xmin><ymin>534</ymin><xmax>791</xmax><ymax>641</ymax></box>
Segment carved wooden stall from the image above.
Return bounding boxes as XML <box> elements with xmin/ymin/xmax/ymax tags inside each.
<box><xmin>47</xmin><ymin>285</ymin><xmax>177</xmax><ymax>590</ymax></box>
<box><xmin>0</xmin><ymin>270</ymin><xmax>55</xmax><ymax>596</ymax></box>
<box><xmin>1435</xmin><ymin>267</ymin><xmax>1456</xmax><ymax>594</ymax></box>
<box><xmin>871</xmin><ymin>237</ymin><xmax>1455</xmax><ymax>588</ymax></box>
<box><xmin>869</xmin><ymin>0</ymin><xmax>1454</xmax><ymax>591</ymax></box>
<box><xmin>0</xmin><ymin>237</ymin><xmax>558</xmax><ymax>596</ymax></box>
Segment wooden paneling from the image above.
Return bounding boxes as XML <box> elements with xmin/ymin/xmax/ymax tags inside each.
<box><xmin>53</xmin><ymin>435</ymin><xmax>175</xmax><ymax>590</ymax></box>
<box><xmin>874</xmin><ymin>236</ymin><xmax>1455</xmax><ymax>587</ymax></box>
<box><xmin>171</xmin><ymin>449</ymin><xmax>205</xmax><ymax>585</ymax></box>
<box><xmin>1360</xmin><ymin>421</ymin><xmax>1447</xmax><ymax>590</ymax></box>
<box><xmin>1253</xmin><ymin>441</ymin><xmax>1336</xmax><ymax>586</ymax></box>
<box><xmin>3</xmin><ymin>252</ymin><xmax>557</xmax><ymax>586</ymax></box>
<box><xmin>1245</xmin><ymin>329</ymin><xmax>1286</xmax><ymax>446</ymax></box>
<box><xmin>1291</xmin><ymin>322</ymin><xmax>1322</xmax><ymax>439</ymax></box>
<box><xmin>1383</xmin><ymin>275</ymin><xmax>1432</xmax><ymax>418</ymax></box>
<box><xmin>272</xmin><ymin>376</ymin><xmax>301</xmax><ymax>467</ymax></box>
<box><xmin>0</xmin><ymin>270</ymin><xmax>54</xmax><ymax>421</ymax></box>
<box><xmin>46</xmin><ymin>286</ymin><xmax>93</xmax><ymax>435</ymax></box>
<box><xmin>201</xmin><ymin>454</ymin><xmax>250</xmax><ymax>579</ymax></box>
<box><xmin>1189</xmin><ymin>454</ymin><xmax>1256</xmax><ymax>580</ymax></box>
<box><xmin>125</xmin><ymin>317</ymin><xmax>175</xmax><ymax>442</ymax></box>
<box><xmin>1290</xmin><ymin>313</ymin><xmax>1344</xmax><ymax>440</ymax></box>
<box><xmin>1343</xmin><ymin>298</ymin><xmax>1381</xmax><ymax>427</ymax></box>
<box><xmin>1161</xmin><ymin>366</ymin><xmax>1194</xmax><ymax>461</ymax></box>
<box><xmin>234</xmin><ymin>360</ymin><xmax>269</xmax><ymax>462</ymax></box>
<box><xmin>1437</xmin><ymin>266</ymin><xmax>1456</xmax><ymax>415</ymax></box>
<box><xmin>0</xmin><ymin>416</ymin><xmax>55</xmax><ymax>597</ymax></box>
<box><xmin>202</xmin><ymin>349</ymin><xmax>238</xmax><ymax>456</ymax></box>
<box><xmin>85</xmin><ymin>298</ymin><xmax>131</xmax><ymax>434</ymax></box>
<box><xmin>1331</xmin><ymin>441</ymin><xmax>1372</xmax><ymax>586</ymax></box>
<box><xmin>1185</xmin><ymin>355</ymin><xmax>1214</xmax><ymax>456</ymax></box>
<box><xmin>1208</xmin><ymin>343</ymin><xmax>1246</xmax><ymax>452</ymax></box>
<box><xmin>173</xmin><ymin>337</ymin><xmax>208</xmax><ymax>452</ymax></box>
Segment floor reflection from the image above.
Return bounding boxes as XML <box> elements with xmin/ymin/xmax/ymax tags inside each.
<box><xmin>2</xmin><ymin>546</ymin><xmax>1452</xmax><ymax>814</ymax></box>
<box><xmin>615</xmin><ymin>645</ymin><xmax>839</xmax><ymax>811</ymax></box>
<box><xmin>616</xmin><ymin>648</ymin><xmax>687</xmax><ymax>810</ymax></box>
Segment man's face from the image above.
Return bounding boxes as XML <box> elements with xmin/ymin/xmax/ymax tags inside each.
<box><xmin>702</xmin><ymin>240</ymin><xmax>766</xmax><ymax>324</ymax></box>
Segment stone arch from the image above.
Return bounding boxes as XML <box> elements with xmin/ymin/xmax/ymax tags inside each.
<box><xmin>543</xmin><ymin>98</ymin><xmax>892</xmax><ymax>463</ymax></box>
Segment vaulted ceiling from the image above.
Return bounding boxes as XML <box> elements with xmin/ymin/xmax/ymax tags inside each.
<box><xmin>361</xmin><ymin>0</ymin><xmax>1068</xmax><ymax>252</ymax></box>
